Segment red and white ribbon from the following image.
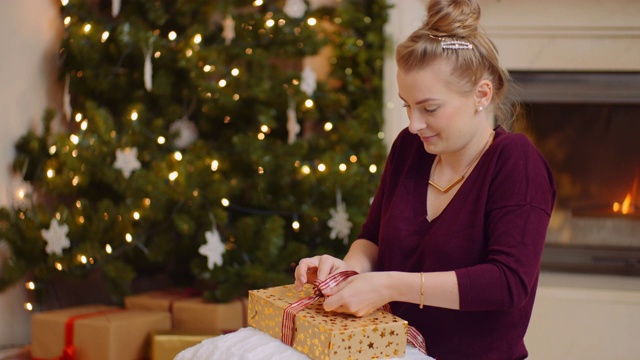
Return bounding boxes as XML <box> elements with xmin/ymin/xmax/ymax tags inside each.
<box><xmin>281</xmin><ymin>270</ymin><xmax>427</xmax><ymax>355</ymax></box>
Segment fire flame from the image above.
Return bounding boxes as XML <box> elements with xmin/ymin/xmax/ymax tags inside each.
<box><xmin>613</xmin><ymin>171</ymin><xmax>638</xmax><ymax>215</ymax></box>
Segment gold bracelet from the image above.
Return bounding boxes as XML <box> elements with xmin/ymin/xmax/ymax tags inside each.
<box><xmin>419</xmin><ymin>272</ymin><xmax>424</xmax><ymax>309</ymax></box>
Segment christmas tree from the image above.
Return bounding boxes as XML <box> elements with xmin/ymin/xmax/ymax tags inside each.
<box><xmin>0</xmin><ymin>0</ymin><xmax>389</xmax><ymax>308</ymax></box>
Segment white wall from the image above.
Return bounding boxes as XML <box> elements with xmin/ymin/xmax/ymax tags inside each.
<box><xmin>528</xmin><ymin>272</ymin><xmax>640</xmax><ymax>360</ymax></box>
<box><xmin>0</xmin><ymin>0</ymin><xmax>61</xmax><ymax>347</ymax></box>
<box><xmin>478</xmin><ymin>0</ymin><xmax>640</xmax><ymax>72</ymax></box>
<box><xmin>382</xmin><ymin>0</ymin><xmax>427</xmax><ymax>149</ymax></box>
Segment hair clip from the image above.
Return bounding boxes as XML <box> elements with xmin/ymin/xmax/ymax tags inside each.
<box><xmin>429</xmin><ymin>35</ymin><xmax>473</xmax><ymax>50</ymax></box>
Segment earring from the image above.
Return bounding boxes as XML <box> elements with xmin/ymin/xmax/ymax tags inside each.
<box><xmin>477</xmin><ymin>106</ymin><xmax>483</xmax><ymax>112</ymax></box>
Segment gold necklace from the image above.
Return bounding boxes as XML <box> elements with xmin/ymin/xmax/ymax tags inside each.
<box><xmin>428</xmin><ymin>131</ymin><xmax>494</xmax><ymax>193</ymax></box>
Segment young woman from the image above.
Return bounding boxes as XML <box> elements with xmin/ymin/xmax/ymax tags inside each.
<box><xmin>295</xmin><ymin>0</ymin><xmax>556</xmax><ymax>358</ymax></box>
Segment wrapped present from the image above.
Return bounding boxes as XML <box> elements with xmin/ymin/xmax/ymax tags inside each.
<box><xmin>124</xmin><ymin>289</ymin><xmax>199</xmax><ymax>313</ymax></box>
<box><xmin>172</xmin><ymin>297</ymin><xmax>247</xmax><ymax>334</ymax></box>
<box><xmin>31</xmin><ymin>305</ymin><xmax>171</xmax><ymax>360</ymax></box>
<box><xmin>150</xmin><ymin>330</ymin><xmax>217</xmax><ymax>360</ymax></box>
<box><xmin>248</xmin><ymin>281</ymin><xmax>410</xmax><ymax>360</ymax></box>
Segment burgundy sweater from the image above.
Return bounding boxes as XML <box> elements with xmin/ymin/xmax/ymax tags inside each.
<box><xmin>359</xmin><ymin>126</ymin><xmax>556</xmax><ymax>359</ymax></box>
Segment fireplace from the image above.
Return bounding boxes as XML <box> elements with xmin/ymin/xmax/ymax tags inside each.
<box><xmin>510</xmin><ymin>72</ymin><xmax>640</xmax><ymax>275</ymax></box>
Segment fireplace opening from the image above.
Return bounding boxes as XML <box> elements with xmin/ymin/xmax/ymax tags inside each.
<box><xmin>510</xmin><ymin>72</ymin><xmax>640</xmax><ymax>276</ymax></box>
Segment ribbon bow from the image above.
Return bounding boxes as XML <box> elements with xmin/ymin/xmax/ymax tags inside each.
<box><xmin>281</xmin><ymin>270</ymin><xmax>427</xmax><ymax>355</ymax></box>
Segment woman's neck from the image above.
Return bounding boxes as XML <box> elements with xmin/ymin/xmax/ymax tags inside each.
<box><xmin>436</xmin><ymin>129</ymin><xmax>495</xmax><ymax>178</ymax></box>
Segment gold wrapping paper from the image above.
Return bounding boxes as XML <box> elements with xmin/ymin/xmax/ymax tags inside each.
<box><xmin>31</xmin><ymin>305</ymin><xmax>171</xmax><ymax>360</ymax></box>
<box><xmin>172</xmin><ymin>297</ymin><xmax>247</xmax><ymax>333</ymax></box>
<box><xmin>248</xmin><ymin>284</ymin><xmax>408</xmax><ymax>360</ymax></box>
<box><xmin>150</xmin><ymin>330</ymin><xmax>217</xmax><ymax>360</ymax></box>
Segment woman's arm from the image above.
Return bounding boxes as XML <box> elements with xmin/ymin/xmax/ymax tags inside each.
<box><xmin>348</xmin><ymin>241</ymin><xmax>462</xmax><ymax>309</ymax></box>
<box><xmin>322</xmin><ymin>270</ymin><xmax>460</xmax><ymax>316</ymax></box>
<box><xmin>386</xmin><ymin>271</ymin><xmax>459</xmax><ymax>309</ymax></box>
<box><xmin>342</xmin><ymin>239</ymin><xmax>379</xmax><ymax>273</ymax></box>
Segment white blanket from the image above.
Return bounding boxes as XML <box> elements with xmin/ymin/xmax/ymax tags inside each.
<box><xmin>175</xmin><ymin>327</ymin><xmax>434</xmax><ymax>360</ymax></box>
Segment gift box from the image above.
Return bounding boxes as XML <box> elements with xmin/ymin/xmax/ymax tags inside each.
<box><xmin>150</xmin><ymin>330</ymin><xmax>217</xmax><ymax>360</ymax></box>
<box><xmin>31</xmin><ymin>305</ymin><xmax>171</xmax><ymax>360</ymax></box>
<box><xmin>124</xmin><ymin>289</ymin><xmax>198</xmax><ymax>312</ymax></box>
<box><xmin>248</xmin><ymin>284</ymin><xmax>409</xmax><ymax>360</ymax></box>
<box><xmin>172</xmin><ymin>297</ymin><xmax>247</xmax><ymax>334</ymax></box>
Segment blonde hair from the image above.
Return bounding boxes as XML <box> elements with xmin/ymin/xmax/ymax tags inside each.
<box><xmin>396</xmin><ymin>0</ymin><xmax>515</xmax><ymax>130</ymax></box>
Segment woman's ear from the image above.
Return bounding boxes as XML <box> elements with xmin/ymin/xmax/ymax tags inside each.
<box><xmin>475</xmin><ymin>80</ymin><xmax>493</xmax><ymax>109</ymax></box>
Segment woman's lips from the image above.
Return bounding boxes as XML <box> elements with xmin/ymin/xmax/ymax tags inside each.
<box><xmin>420</xmin><ymin>134</ymin><xmax>438</xmax><ymax>142</ymax></box>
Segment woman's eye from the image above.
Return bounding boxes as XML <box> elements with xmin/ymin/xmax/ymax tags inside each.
<box><xmin>425</xmin><ymin>107</ymin><xmax>438</xmax><ymax>113</ymax></box>
<box><xmin>402</xmin><ymin>103</ymin><xmax>410</xmax><ymax>108</ymax></box>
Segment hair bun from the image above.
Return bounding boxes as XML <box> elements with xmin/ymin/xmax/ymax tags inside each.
<box><xmin>423</xmin><ymin>0</ymin><xmax>481</xmax><ymax>38</ymax></box>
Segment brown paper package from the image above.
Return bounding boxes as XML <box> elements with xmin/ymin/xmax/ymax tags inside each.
<box><xmin>124</xmin><ymin>290</ymin><xmax>195</xmax><ymax>312</ymax></box>
<box><xmin>31</xmin><ymin>305</ymin><xmax>171</xmax><ymax>360</ymax></box>
<box><xmin>172</xmin><ymin>297</ymin><xmax>247</xmax><ymax>334</ymax></box>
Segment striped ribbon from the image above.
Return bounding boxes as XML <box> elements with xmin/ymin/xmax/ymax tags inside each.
<box><xmin>281</xmin><ymin>270</ymin><xmax>427</xmax><ymax>355</ymax></box>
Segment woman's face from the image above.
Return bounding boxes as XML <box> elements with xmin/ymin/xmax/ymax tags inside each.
<box><xmin>397</xmin><ymin>60</ymin><xmax>484</xmax><ymax>155</ymax></box>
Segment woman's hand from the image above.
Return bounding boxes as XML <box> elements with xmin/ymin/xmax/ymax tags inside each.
<box><xmin>295</xmin><ymin>240</ymin><xmax>379</xmax><ymax>291</ymax></box>
<box><xmin>294</xmin><ymin>255</ymin><xmax>352</xmax><ymax>291</ymax></box>
<box><xmin>321</xmin><ymin>272</ymin><xmax>392</xmax><ymax>317</ymax></box>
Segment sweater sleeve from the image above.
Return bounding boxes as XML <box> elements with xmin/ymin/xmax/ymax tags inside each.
<box><xmin>357</xmin><ymin>128</ymin><xmax>409</xmax><ymax>244</ymax></box>
<box><xmin>456</xmin><ymin>134</ymin><xmax>557</xmax><ymax>311</ymax></box>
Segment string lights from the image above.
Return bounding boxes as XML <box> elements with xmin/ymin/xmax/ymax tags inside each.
<box><xmin>2</xmin><ymin>0</ymin><xmax>389</xmax><ymax>310</ymax></box>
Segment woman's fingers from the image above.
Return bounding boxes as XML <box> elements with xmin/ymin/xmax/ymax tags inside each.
<box><xmin>323</xmin><ymin>289</ymin><xmax>371</xmax><ymax>317</ymax></box>
<box><xmin>322</xmin><ymin>273</ymin><xmax>385</xmax><ymax>318</ymax></box>
<box><xmin>295</xmin><ymin>254</ymin><xmax>349</xmax><ymax>291</ymax></box>
<box><xmin>322</xmin><ymin>279</ymin><xmax>353</xmax><ymax>311</ymax></box>
<box><xmin>294</xmin><ymin>257</ymin><xmax>319</xmax><ymax>290</ymax></box>
<box><xmin>316</xmin><ymin>255</ymin><xmax>340</xmax><ymax>281</ymax></box>
<box><xmin>320</xmin><ymin>277</ymin><xmax>346</xmax><ymax>297</ymax></box>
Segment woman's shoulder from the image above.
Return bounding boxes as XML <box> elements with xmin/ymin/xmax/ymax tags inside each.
<box><xmin>489</xmin><ymin>126</ymin><xmax>554</xmax><ymax>181</ymax></box>
<box><xmin>491</xmin><ymin>126</ymin><xmax>550</xmax><ymax>165</ymax></box>
<box><xmin>487</xmin><ymin>126</ymin><xmax>556</xmax><ymax>207</ymax></box>
<box><xmin>492</xmin><ymin>126</ymin><xmax>535</xmax><ymax>151</ymax></box>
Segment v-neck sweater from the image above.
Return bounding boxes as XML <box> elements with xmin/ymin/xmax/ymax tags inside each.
<box><xmin>358</xmin><ymin>126</ymin><xmax>556</xmax><ymax>360</ymax></box>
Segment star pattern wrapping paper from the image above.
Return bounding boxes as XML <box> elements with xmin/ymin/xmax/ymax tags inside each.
<box><xmin>248</xmin><ymin>284</ymin><xmax>408</xmax><ymax>360</ymax></box>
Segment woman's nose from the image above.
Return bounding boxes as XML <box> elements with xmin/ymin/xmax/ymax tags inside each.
<box><xmin>407</xmin><ymin>114</ymin><xmax>426</xmax><ymax>134</ymax></box>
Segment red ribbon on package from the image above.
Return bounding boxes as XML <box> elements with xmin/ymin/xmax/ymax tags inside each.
<box><xmin>281</xmin><ymin>270</ymin><xmax>427</xmax><ymax>355</ymax></box>
<box><xmin>61</xmin><ymin>308</ymin><xmax>125</xmax><ymax>360</ymax></box>
<box><xmin>32</xmin><ymin>308</ymin><xmax>125</xmax><ymax>360</ymax></box>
